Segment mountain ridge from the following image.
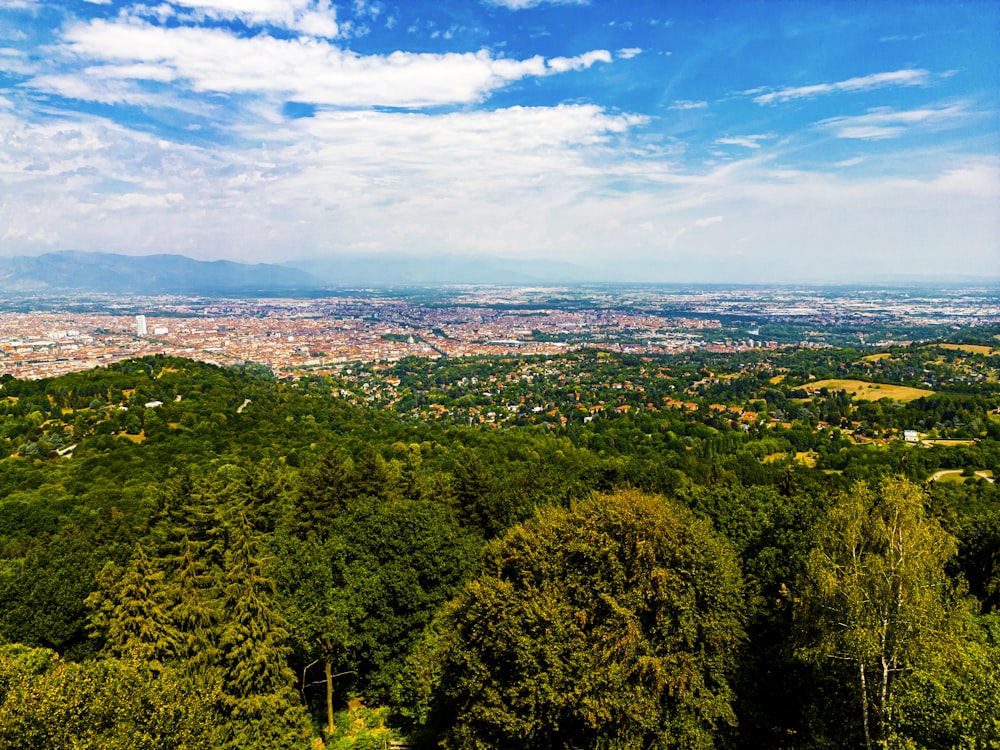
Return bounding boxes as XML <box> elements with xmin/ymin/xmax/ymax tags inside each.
<box><xmin>0</xmin><ymin>251</ymin><xmax>322</xmax><ymax>294</ymax></box>
<box><xmin>0</xmin><ymin>250</ymin><xmax>595</xmax><ymax>293</ymax></box>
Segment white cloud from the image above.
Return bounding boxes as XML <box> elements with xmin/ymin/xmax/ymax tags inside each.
<box><xmin>669</xmin><ymin>100</ymin><xmax>708</xmax><ymax>110</ymax></box>
<box><xmin>0</xmin><ymin>57</ymin><xmax>34</xmax><ymax>76</ymax></box>
<box><xmin>929</xmin><ymin>163</ymin><xmax>1000</xmax><ymax>195</ymax></box>
<box><xmin>171</xmin><ymin>0</ymin><xmax>339</xmax><ymax>37</ymax></box>
<box><xmin>617</xmin><ymin>47</ymin><xmax>642</xmax><ymax>59</ymax></box>
<box><xmin>101</xmin><ymin>192</ymin><xmax>184</xmax><ymax>210</ymax></box>
<box><xmin>546</xmin><ymin>49</ymin><xmax>611</xmax><ymax>73</ymax></box>
<box><xmin>484</xmin><ymin>0</ymin><xmax>587</xmax><ymax>9</ymax></box>
<box><xmin>3</xmin><ymin>106</ymin><xmax>997</xmax><ymax>279</ymax></box>
<box><xmin>49</xmin><ymin>20</ymin><xmax>611</xmax><ymax>108</ymax></box>
<box><xmin>818</xmin><ymin>104</ymin><xmax>967</xmax><ymax>140</ymax></box>
<box><xmin>27</xmin><ymin>74</ymin><xmax>165</xmax><ymax>105</ymax></box>
<box><xmin>0</xmin><ymin>103</ymin><xmax>650</xmax><ymax>260</ymax></box>
<box><xmin>753</xmin><ymin>69</ymin><xmax>930</xmax><ymax>105</ymax></box>
<box><xmin>716</xmin><ymin>135</ymin><xmax>770</xmax><ymax>149</ymax></box>
<box><xmin>0</xmin><ymin>28</ymin><xmax>27</xmax><ymax>42</ymax></box>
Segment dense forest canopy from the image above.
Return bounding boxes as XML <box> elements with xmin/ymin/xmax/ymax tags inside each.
<box><xmin>0</xmin><ymin>337</ymin><xmax>998</xmax><ymax>748</ymax></box>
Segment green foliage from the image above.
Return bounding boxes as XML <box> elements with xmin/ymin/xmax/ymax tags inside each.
<box><xmin>0</xmin><ymin>646</ymin><xmax>220</xmax><ymax>749</ymax></box>
<box><xmin>326</xmin><ymin>704</ymin><xmax>397</xmax><ymax>750</ymax></box>
<box><xmin>0</xmin><ymin>350</ymin><xmax>995</xmax><ymax>748</ymax></box>
<box><xmin>889</xmin><ymin>612</ymin><xmax>1000</xmax><ymax>749</ymax></box>
<box><xmin>797</xmin><ymin>477</ymin><xmax>967</xmax><ymax>750</ymax></box>
<box><xmin>334</xmin><ymin>497</ymin><xmax>481</xmax><ymax>702</ymax></box>
<box><xmin>86</xmin><ymin>543</ymin><xmax>179</xmax><ymax>668</ymax></box>
<box><xmin>217</xmin><ymin>512</ymin><xmax>312</xmax><ymax>747</ymax></box>
<box><xmin>429</xmin><ymin>489</ymin><xmax>746</xmax><ymax>750</ymax></box>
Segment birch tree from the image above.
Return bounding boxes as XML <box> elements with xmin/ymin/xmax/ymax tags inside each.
<box><xmin>799</xmin><ymin>477</ymin><xmax>962</xmax><ymax>750</ymax></box>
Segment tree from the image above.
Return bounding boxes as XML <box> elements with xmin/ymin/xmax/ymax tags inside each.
<box><xmin>165</xmin><ymin>534</ymin><xmax>222</xmax><ymax>672</ymax></box>
<box><xmin>86</xmin><ymin>543</ymin><xmax>179</xmax><ymax>670</ymax></box>
<box><xmin>271</xmin><ymin>530</ymin><xmax>355</xmax><ymax>738</ymax></box>
<box><xmin>889</xmin><ymin>611</ymin><xmax>1000</xmax><ymax>749</ymax></box>
<box><xmin>217</xmin><ymin>512</ymin><xmax>311</xmax><ymax>749</ymax></box>
<box><xmin>797</xmin><ymin>477</ymin><xmax>964</xmax><ymax>750</ymax></box>
<box><xmin>0</xmin><ymin>645</ymin><xmax>220</xmax><ymax>750</ymax></box>
<box><xmin>428</xmin><ymin>489</ymin><xmax>746</xmax><ymax>750</ymax></box>
<box><xmin>334</xmin><ymin>497</ymin><xmax>480</xmax><ymax>703</ymax></box>
<box><xmin>295</xmin><ymin>449</ymin><xmax>350</xmax><ymax>538</ymax></box>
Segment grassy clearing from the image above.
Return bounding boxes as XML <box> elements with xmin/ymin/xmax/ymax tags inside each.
<box><xmin>862</xmin><ymin>353</ymin><xmax>892</xmax><ymax>362</ymax></box>
<box><xmin>939</xmin><ymin>343</ymin><xmax>994</xmax><ymax>356</ymax></box>
<box><xmin>934</xmin><ymin>471</ymin><xmax>968</xmax><ymax>483</ymax></box>
<box><xmin>923</xmin><ymin>439</ymin><xmax>977</xmax><ymax>446</ymax></box>
<box><xmin>117</xmin><ymin>431</ymin><xmax>146</xmax><ymax>443</ymax></box>
<box><xmin>769</xmin><ymin>374</ymin><xmax>786</xmax><ymax>384</ymax></box>
<box><xmin>763</xmin><ymin>451</ymin><xmax>817</xmax><ymax>467</ymax></box>
<box><xmin>810</xmin><ymin>379</ymin><xmax>933</xmax><ymax>402</ymax></box>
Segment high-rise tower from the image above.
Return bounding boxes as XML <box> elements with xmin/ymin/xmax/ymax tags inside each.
<box><xmin>136</xmin><ymin>315</ymin><xmax>147</xmax><ymax>336</ymax></box>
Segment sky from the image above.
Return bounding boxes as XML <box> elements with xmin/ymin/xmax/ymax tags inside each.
<box><xmin>1</xmin><ymin>0</ymin><xmax>998</xmax><ymax>283</ymax></box>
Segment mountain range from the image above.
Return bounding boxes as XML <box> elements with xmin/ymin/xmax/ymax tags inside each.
<box><xmin>0</xmin><ymin>251</ymin><xmax>320</xmax><ymax>295</ymax></box>
<box><xmin>0</xmin><ymin>251</ymin><xmax>592</xmax><ymax>294</ymax></box>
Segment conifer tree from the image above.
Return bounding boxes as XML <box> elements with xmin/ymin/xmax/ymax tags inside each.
<box><xmin>87</xmin><ymin>543</ymin><xmax>179</xmax><ymax>670</ymax></box>
<box><xmin>166</xmin><ymin>534</ymin><xmax>222</xmax><ymax>672</ymax></box>
<box><xmin>148</xmin><ymin>471</ymin><xmax>225</xmax><ymax>570</ymax></box>
<box><xmin>218</xmin><ymin>512</ymin><xmax>309</xmax><ymax>748</ymax></box>
<box><xmin>295</xmin><ymin>449</ymin><xmax>350</xmax><ymax>537</ymax></box>
<box><xmin>345</xmin><ymin>445</ymin><xmax>393</xmax><ymax>502</ymax></box>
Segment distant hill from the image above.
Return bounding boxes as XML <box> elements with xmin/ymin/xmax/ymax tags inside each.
<box><xmin>0</xmin><ymin>251</ymin><xmax>322</xmax><ymax>294</ymax></box>
<box><xmin>0</xmin><ymin>250</ymin><xmax>595</xmax><ymax>294</ymax></box>
<box><xmin>289</xmin><ymin>253</ymin><xmax>592</xmax><ymax>286</ymax></box>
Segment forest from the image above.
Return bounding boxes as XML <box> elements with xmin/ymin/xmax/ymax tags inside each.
<box><xmin>0</xmin><ymin>339</ymin><xmax>998</xmax><ymax>749</ymax></box>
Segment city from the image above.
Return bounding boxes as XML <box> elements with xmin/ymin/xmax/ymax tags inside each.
<box><xmin>2</xmin><ymin>285</ymin><xmax>997</xmax><ymax>380</ymax></box>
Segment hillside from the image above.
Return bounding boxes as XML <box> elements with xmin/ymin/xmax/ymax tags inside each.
<box><xmin>0</xmin><ymin>352</ymin><xmax>996</xmax><ymax>748</ymax></box>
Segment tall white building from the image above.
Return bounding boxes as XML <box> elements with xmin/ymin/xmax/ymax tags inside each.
<box><xmin>136</xmin><ymin>315</ymin><xmax>147</xmax><ymax>336</ymax></box>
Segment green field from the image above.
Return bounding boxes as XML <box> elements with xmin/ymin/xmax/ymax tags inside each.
<box><xmin>939</xmin><ymin>343</ymin><xmax>995</xmax><ymax>355</ymax></box>
<box><xmin>811</xmin><ymin>379</ymin><xmax>934</xmax><ymax>402</ymax></box>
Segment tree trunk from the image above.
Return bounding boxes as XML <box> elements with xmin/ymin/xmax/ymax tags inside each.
<box><xmin>879</xmin><ymin>655</ymin><xmax>890</xmax><ymax>748</ymax></box>
<box><xmin>326</xmin><ymin>657</ymin><xmax>335</xmax><ymax>737</ymax></box>
<box><xmin>860</xmin><ymin>660</ymin><xmax>872</xmax><ymax>750</ymax></box>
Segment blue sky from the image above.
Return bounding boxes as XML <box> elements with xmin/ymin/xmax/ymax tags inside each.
<box><xmin>1</xmin><ymin>0</ymin><xmax>997</xmax><ymax>282</ymax></box>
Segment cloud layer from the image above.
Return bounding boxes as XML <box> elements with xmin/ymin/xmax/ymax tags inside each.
<box><xmin>47</xmin><ymin>19</ymin><xmax>609</xmax><ymax>108</ymax></box>
<box><xmin>1</xmin><ymin>1</ymin><xmax>997</xmax><ymax>281</ymax></box>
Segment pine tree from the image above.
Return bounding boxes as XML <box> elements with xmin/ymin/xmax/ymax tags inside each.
<box><xmin>87</xmin><ymin>543</ymin><xmax>179</xmax><ymax>670</ymax></box>
<box><xmin>295</xmin><ymin>449</ymin><xmax>350</xmax><ymax>538</ymax></box>
<box><xmin>166</xmin><ymin>535</ymin><xmax>222</xmax><ymax>672</ymax></box>
<box><xmin>218</xmin><ymin>512</ymin><xmax>309</xmax><ymax>749</ymax></box>
<box><xmin>149</xmin><ymin>471</ymin><xmax>226</xmax><ymax>570</ymax></box>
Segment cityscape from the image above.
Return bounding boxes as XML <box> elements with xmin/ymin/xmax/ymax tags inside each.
<box><xmin>2</xmin><ymin>285</ymin><xmax>997</xmax><ymax>381</ymax></box>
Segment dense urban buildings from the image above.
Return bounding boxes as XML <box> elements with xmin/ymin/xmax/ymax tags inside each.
<box><xmin>1</xmin><ymin>285</ymin><xmax>997</xmax><ymax>380</ymax></box>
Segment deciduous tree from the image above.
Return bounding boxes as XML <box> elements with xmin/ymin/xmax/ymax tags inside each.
<box><xmin>798</xmin><ymin>477</ymin><xmax>964</xmax><ymax>750</ymax></box>
<box><xmin>429</xmin><ymin>489</ymin><xmax>746</xmax><ymax>750</ymax></box>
